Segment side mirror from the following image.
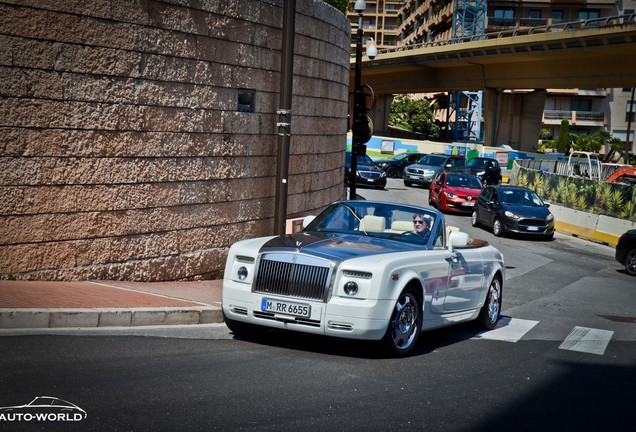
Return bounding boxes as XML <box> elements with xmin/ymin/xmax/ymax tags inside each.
<box><xmin>302</xmin><ymin>215</ymin><xmax>316</xmax><ymax>229</ymax></box>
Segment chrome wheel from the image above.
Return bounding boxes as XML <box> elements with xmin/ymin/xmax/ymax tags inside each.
<box><xmin>492</xmin><ymin>218</ymin><xmax>503</xmax><ymax>236</ymax></box>
<box><xmin>383</xmin><ymin>288</ymin><xmax>421</xmax><ymax>356</ymax></box>
<box><xmin>471</xmin><ymin>210</ymin><xmax>480</xmax><ymax>227</ymax></box>
<box><xmin>477</xmin><ymin>277</ymin><xmax>502</xmax><ymax>330</ymax></box>
<box><xmin>625</xmin><ymin>249</ymin><xmax>636</xmax><ymax>276</ymax></box>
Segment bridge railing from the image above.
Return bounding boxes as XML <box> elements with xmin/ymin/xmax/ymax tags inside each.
<box><xmin>368</xmin><ymin>13</ymin><xmax>636</xmax><ymax>57</ymax></box>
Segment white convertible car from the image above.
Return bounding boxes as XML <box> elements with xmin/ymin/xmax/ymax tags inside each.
<box><xmin>222</xmin><ymin>200</ymin><xmax>505</xmax><ymax>356</ymax></box>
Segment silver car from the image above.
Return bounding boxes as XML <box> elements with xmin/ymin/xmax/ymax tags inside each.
<box><xmin>404</xmin><ymin>154</ymin><xmax>466</xmax><ymax>187</ymax></box>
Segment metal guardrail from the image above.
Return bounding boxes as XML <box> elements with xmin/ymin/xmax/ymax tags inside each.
<box><xmin>363</xmin><ymin>13</ymin><xmax>636</xmax><ymax>57</ymax></box>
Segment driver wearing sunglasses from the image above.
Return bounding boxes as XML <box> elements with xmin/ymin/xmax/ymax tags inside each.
<box><xmin>412</xmin><ymin>214</ymin><xmax>430</xmax><ymax>241</ymax></box>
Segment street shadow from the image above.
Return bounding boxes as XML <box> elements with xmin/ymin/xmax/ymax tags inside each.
<box><xmin>228</xmin><ymin>320</ymin><xmax>488</xmax><ymax>360</ymax></box>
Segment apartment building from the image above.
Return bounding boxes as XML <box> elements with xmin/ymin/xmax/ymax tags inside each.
<box><xmin>346</xmin><ymin>0</ymin><xmax>403</xmax><ymax>49</ymax></box>
<box><xmin>347</xmin><ymin>0</ymin><xmax>635</xmax><ymax>154</ymax></box>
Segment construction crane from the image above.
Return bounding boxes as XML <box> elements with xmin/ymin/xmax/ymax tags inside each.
<box><xmin>448</xmin><ymin>0</ymin><xmax>487</xmax><ymax>142</ymax></box>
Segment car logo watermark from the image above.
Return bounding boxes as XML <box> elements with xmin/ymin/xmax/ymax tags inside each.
<box><xmin>0</xmin><ymin>396</ymin><xmax>87</xmax><ymax>423</ymax></box>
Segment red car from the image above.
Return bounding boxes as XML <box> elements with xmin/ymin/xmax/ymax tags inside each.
<box><xmin>428</xmin><ymin>171</ymin><xmax>483</xmax><ymax>212</ymax></box>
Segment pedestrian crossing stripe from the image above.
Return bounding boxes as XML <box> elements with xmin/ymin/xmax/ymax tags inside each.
<box><xmin>559</xmin><ymin>326</ymin><xmax>614</xmax><ymax>356</ymax></box>
<box><xmin>473</xmin><ymin>317</ymin><xmax>539</xmax><ymax>342</ymax></box>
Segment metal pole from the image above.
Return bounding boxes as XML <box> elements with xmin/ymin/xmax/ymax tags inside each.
<box><xmin>274</xmin><ymin>0</ymin><xmax>296</xmax><ymax>235</ymax></box>
<box><xmin>626</xmin><ymin>87</ymin><xmax>635</xmax><ymax>163</ymax></box>
<box><xmin>349</xmin><ymin>11</ymin><xmax>363</xmax><ymax>200</ymax></box>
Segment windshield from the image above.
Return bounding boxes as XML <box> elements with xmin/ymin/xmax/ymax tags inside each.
<box><xmin>467</xmin><ymin>158</ymin><xmax>497</xmax><ymax>169</ymax></box>
<box><xmin>446</xmin><ymin>174</ymin><xmax>483</xmax><ymax>189</ymax></box>
<box><xmin>305</xmin><ymin>201</ymin><xmax>438</xmax><ymax>246</ymax></box>
<box><xmin>499</xmin><ymin>189</ymin><xmax>545</xmax><ymax>206</ymax></box>
<box><xmin>416</xmin><ymin>154</ymin><xmax>447</xmax><ymax>167</ymax></box>
<box><xmin>390</xmin><ymin>153</ymin><xmax>410</xmax><ymax>161</ymax></box>
<box><xmin>346</xmin><ymin>153</ymin><xmax>375</xmax><ymax>166</ymax></box>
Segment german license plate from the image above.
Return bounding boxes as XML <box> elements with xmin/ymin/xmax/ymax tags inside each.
<box><xmin>261</xmin><ymin>298</ymin><xmax>310</xmax><ymax>318</ymax></box>
<box><xmin>461</xmin><ymin>201</ymin><xmax>475</xmax><ymax>206</ymax></box>
<box><xmin>527</xmin><ymin>226</ymin><xmax>540</xmax><ymax>231</ymax></box>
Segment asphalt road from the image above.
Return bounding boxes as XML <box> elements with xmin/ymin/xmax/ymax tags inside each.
<box><xmin>1</xmin><ymin>178</ymin><xmax>634</xmax><ymax>432</ymax></box>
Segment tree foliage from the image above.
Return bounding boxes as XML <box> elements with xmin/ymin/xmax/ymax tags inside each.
<box><xmin>322</xmin><ymin>0</ymin><xmax>349</xmax><ymax>14</ymax></box>
<box><xmin>389</xmin><ymin>94</ymin><xmax>440</xmax><ymax>138</ymax></box>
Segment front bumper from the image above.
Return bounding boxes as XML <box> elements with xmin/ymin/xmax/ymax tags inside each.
<box><xmin>502</xmin><ymin>218</ymin><xmax>555</xmax><ymax>235</ymax></box>
<box><xmin>223</xmin><ymin>279</ymin><xmax>391</xmax><ymax>340</ymax></box>
<box><xmin>404</xmin><ymin>172</ymin><xmax>434</xmax><ymax>185</ymax></box>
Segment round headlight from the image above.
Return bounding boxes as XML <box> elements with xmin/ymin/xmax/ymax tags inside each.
<box><xmin>237</xmin><ymin>266</ymin><xmax>248</xmax><ymax>281</ymax></box>
<box><xmin>343</xmin><ymin>281</ymin><xmax>358</xmax><ymax>296</ymax></box>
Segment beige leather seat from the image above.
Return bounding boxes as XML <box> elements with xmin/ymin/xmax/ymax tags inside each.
<box><xmin>359</xmin><ymin>215</ymin><xmax>386</xmax><ymax>233</ymax></box>
<box><xmin>390</xmin><ymin>220</ymin><xmax>414</xmax><ymax>233</ymax></box>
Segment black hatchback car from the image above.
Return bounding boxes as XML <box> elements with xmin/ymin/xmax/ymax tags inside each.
<box><xmin>374</xmin><ymin>152</ymin><xmax>427</xmax><ymax>178</ymax></box>
<box><xmin>457</xmin><ymin>157</ymin><xmax>502</xmax><ymax>185</ymax></box>
<box><xmin>615</xmin><ymin>229</ymin><xmax>636</xmax><ymax>276</ymax></box>
<box><xmin>345</xmin><ymin>152</ymin><xmax>387</xmax><ymax>189</ymax></box>
<box><xmin>471</xmin><ymin>185</ymin><xmax>555</xmax><ymax>239</ymax></box>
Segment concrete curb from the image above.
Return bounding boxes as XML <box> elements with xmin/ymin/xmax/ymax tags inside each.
<box><xmin>0</xmin><ymin>306</ymin><xmax>223</xmax><ymax>329</ymax></box>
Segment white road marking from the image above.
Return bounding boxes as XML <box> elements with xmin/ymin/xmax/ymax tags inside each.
<box><xmin>559</xmin><ymin>326</ymin><xmax>614</xmax><ymax>355</ymax></box>
<box><xmin>473</xmin><ymin>317</ymin><xmax>539</xmax><ymax>342</ymax></box>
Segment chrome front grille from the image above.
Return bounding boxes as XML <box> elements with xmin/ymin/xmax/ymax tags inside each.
<box><xmin>253</xmin><ymin>254</ymin><xmax>332</xmax><ymax>302</ymax></box>
<box><xmin>360</xmin><ymin>170</ymin><xmax>381</xmax><ymax>179</ymax></box>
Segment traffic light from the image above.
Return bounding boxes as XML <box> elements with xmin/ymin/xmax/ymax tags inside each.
<box><xmin>352</xmin><ymin>85</ymin><xmax>374</xmax><ymax>156</ymax></box>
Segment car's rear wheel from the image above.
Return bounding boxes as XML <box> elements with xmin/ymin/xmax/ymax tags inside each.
<box><xmin>382</xmin><ymin>287</ymin><xmax>422</xmax><ymax>357</ymax></box>
<box><xmin>477</xmin><ymin>276</ymin><xmax>502</xmax><ymax>330</ymax></box>
<box><xmin>492</xmin><ymin>218</ymin><xmax>503</xmax><ymax>236</ymax></box>
<box><xmin>386</xmin><ymin>166</ymin><xmax>398</xmax><ymax>177</ymax></box>
<box><xmin>625</xmin><ymin>248</ymin><xmax>636</xmax><ymax>276</ymax></box>
<box><xmin>471</xmin><ymin>210</ymin><xmax>480</xmax><ymax>227</ymax></box>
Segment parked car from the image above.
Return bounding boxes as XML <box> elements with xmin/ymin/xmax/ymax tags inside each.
<box><xmin>456</xmin><ymin>157</ymin><xmax>502</xmax><ymax>185</ymax></box>
<box><xmin>374</xmin><ymin>152</ymin><xmax>427</xmax><ymax>178</ymax></box>
<box><xmin>471</xmin><ymin>185</ymin><xmax>555</xmax><ymax>239</ymax></box>
<box><xmin>403</xmin><ymin>154</ymin><xmax>466</xmax><ymax>187</ymax></box>
<box><xmin>615</xmin><ymin>229</ymin><xmax>636</xmax><ymax>276</ymax></box>
<box><xmin>345</xmin><ymin>152</ymin><xmax>387</xmax><ymax>189</ymax></box>
<box><xmin>429</xmin><ymin>171</ymin><xmax>483</xmax><ymax>213</ymax></box>
<box><xmin>222</xmin><ymin>200</ymin><xmax>505</xmax><ymax>357</ymax></box>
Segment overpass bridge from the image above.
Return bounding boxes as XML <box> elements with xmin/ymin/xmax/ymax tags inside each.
<box><xmin>350</xmin><ymin>15</ymin><xmax>636</xmax><ymax>149</ymax></box>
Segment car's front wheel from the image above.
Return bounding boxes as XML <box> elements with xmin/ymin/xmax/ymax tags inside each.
<box><xmin>382</xmin><ymin>287</ymin><xmax>422</xmax><ymax>357</ymax></box>
<box><xmin>471</xmin><ymin>209</ymin><xmax>480</xmax><ymax>227</ymax></box>
<box><xmin>625</xmin><ymin>248</ymin><xmax>636</xmax><ymax>276</ymax></box>
<box><xmin>404</xmin><ymin>180</ymin><xmax>412</xmax><ymax>187</ymax></box>
<box><xmin>492</xmin><ymin>218</ymin><xmax>503</xmax><ymax>236</ymax></box>
<box><xmin>477</xmin><ymin>276</ymin><xmax>502</xmax><ymax>330</ymax></box>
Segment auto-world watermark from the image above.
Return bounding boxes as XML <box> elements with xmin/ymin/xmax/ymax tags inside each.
<box><xmin>0</xmin><ymin>396</ymin><xmax>87</xmax><ymax>423</ymax></box>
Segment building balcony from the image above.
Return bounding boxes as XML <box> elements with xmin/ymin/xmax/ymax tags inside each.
<box><xmin>543</xmin><ymin>110</ymin><xmax>607</xmax><ymax>126</ymax></box>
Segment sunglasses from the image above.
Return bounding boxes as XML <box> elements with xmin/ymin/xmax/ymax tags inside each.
<box><xmin>413</xmin><ymin>220</ymin><xmax>425</xmax><ymax>225</ymax></box>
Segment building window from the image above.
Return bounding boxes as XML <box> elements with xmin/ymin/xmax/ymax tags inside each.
<box><xmin>579</xmin><ymin>10</ymin><xmax>600</xmax><ymax>21</ymax></box>
<box><xmin>570</xmin><ymin>99</ymin><xmax>592</xmax><ymax>112</ymax></box>
<box><xmin>524</xmin><ymin>9</ymin><xmax>543</xmax><ymax>26</ymax></box>
<box><xmin>492</xmin><ymin>8</ymin><xmax>515</xmax><ymax>26</ymax></box>
<box><xmin>551</xmin><ymin>10</ymin><xmax>564</xmax><ymax>23</ymax></box>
